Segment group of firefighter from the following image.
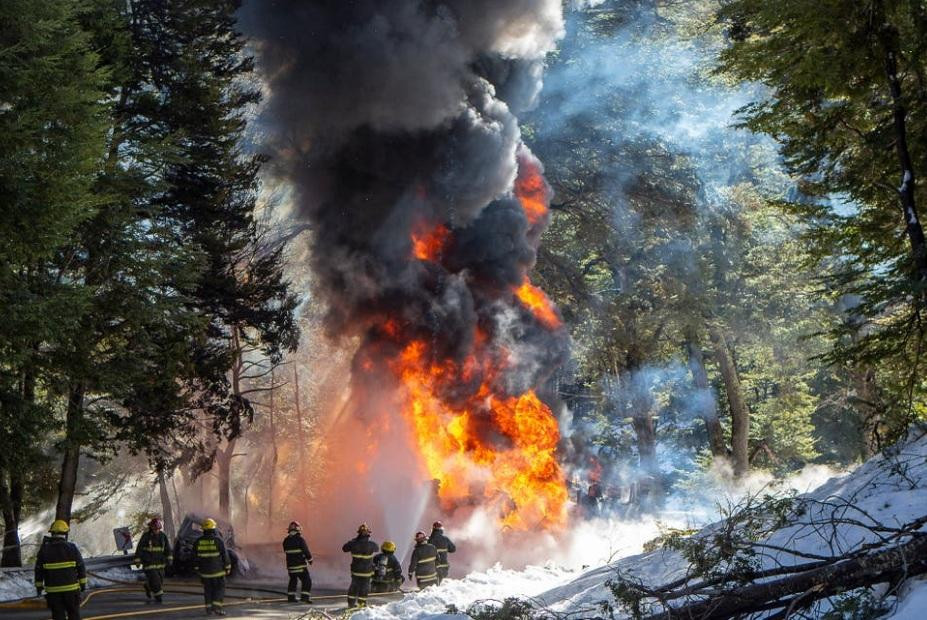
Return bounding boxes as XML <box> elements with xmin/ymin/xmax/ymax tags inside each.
<box><xmin>338</xmin><ymin>520</ymin><xmax>456</xmax><ymax>608</ymax></box>
<box><xmin>32</xmin><ymin>516</ymin><xmax>456</xmax><ymax>618</ymax></box>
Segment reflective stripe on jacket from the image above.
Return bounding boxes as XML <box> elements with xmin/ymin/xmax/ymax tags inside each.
<box><xmin>408</xmin><ymin>542</ymin><xmax>438</xmax><ymax>579</ymax></box>
<box><xmin>342</xmin><ymin>535</ymin><xmax>379</xmax><ymax>578</ymax></box>
<box><xmin>283</xmin><ymin>533</ymin><xmax>312</xmax><ymax>572</ymax></box>
<box><xmin>135</xmin><ymin>530</ymin><xmax>173</xmax><ymax>569</ymax></box>
<box><xmin>428</xmin><ymin>529</ymin><xmax>456</xmax><ymax>568</ymax></box>
<box><xmin>193</xmin><ymin>532</ymin><xmax>230</xmax><ymax>578</ymax></box>
<box><xmin>35</xmin><ymin>536</ymin><xmax>86</xmax><ymax>593</ymax></box>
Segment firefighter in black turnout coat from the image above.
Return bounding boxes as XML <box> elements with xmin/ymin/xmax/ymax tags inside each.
<box><xmin>282</xmin><ymin>521</ymin><xmax>313</xmax><ymax>602</ymax></box>
<box><xmin>135</xmin><ymin>517</ymin><xmax>172</xmax><ymax>603</ymax></box>
<box><xmin>371</xmin><ymin>540</ymin><xmax>404</xmax><ymax>593</ymax></box>
<box><xmin>193</xmin><ymin>518</ymin><xmax>231</xmax><ymax>616</ymax></box>
<box><xmin>342</xmin><ymin>523</ymin><xmax>378</xmax><ymax>608</ymax></box>
<box><xmin>428</xmin><ymin>520</ymin><xmax>456</xmax><ymax>583</ymax></box>
<box><xmin>34</xmin><ymin>520</ymin><xmax>87</xmax><ymax>620</ymax></box>
<box><xmin>408</xmin><ymin>531</ymin><xmax>439</xmax><ymax>589</ymax></box>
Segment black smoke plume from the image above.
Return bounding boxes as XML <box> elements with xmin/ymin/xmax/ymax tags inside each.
<box><xmin>242</xmin><ymin>0</ymin><xmax>570</xmax><ymax>563</ymax></box>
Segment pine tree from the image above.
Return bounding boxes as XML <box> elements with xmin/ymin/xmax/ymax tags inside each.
<box><xmin>129</xmin><ymin>0</ymin><xmax>299</xmax><ymax>518</ymax></box>
<box><xmin>0</xmin><ymin>0</ymin><xmax>109</xmax><ymax>564</ymax></box>
<box><xmin>49</xmin><ymin>0</ymin><xmax>210</xmax><ymax>521</ymax></box>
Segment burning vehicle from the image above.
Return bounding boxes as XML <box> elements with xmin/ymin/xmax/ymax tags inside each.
<box><xmin>171</xmin><ymin>513</ymin><xmax>249</xmax><ymax>577</ymax></box>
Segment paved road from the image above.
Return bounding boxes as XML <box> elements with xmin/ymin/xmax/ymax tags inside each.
<box><xmin>0</xmin><ymin>580</ymin><xmax>405</xmax><ymax>619</ymax></box>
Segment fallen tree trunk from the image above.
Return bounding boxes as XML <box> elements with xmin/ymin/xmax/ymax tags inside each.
<box><xmin>644</xmin><ymin>533</ymin><xmax>927</xmax><ymax>619</ymax></box>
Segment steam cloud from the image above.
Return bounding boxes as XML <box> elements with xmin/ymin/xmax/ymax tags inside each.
<box><xmin>242</xmin><ymin>0</ymin><xmax>569</xmax><ymax>570</ymax></box>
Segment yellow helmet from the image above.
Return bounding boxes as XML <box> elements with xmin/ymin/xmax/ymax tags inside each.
<box><xmin>49</xmin><ymin>520</ymin><xmax>70</xmax><ymax>534</ymax></box>
<box><xmin>381</xmin><ymin>540</ymin><xmax>396</xmax><ymax>553</ymax></box>
<box><xmin>202</xmin><ymin>518</ymin><xmax>217</xmax><ymax>530</ymax></box>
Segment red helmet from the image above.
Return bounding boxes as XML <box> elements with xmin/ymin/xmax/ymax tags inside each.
<box><xmin>148</xmin><ymin>518</ymin><xmax>163</xmax><ymax>530</ymax></box>
<box><xmin>288</xmin><ymin>521</ymin><xmax>301</xmax><ymax>532</ymax></box>
<box><xmin>432</xmin><ymin>520</ymin><xmax>443</xmax><ymax>530</ymax></box>
<box><xmin>414</xmin><ymin>531</ymin><xmax>427</xmax><ymax>543</ymax></box>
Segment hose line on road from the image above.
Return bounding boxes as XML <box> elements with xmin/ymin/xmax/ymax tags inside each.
<box><xmin>0</xmin><ymin>569</ymin><xmax>411</xmax><ymax>618</ymax></box>
<box><xmin>86</xmin><ymin>568</ymin><xmax>413</xmax><ymax>600</ymax></box>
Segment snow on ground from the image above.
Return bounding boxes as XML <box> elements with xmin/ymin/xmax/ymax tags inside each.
<box><xmin>890</xmin><ymin>579</ymin><xmax>927</xmax><ymax>620</ymax></box>
<box><xmin>350</xmin><ymin>430</ymin><xmax>927</xmax><ymax>619</ymax></box>
<box><xmin>354</xmin><ymin>564</ymin><xmax>574</xmax><ymax>620</ymax></box>
<box><xmin>0</xmin><ymin>565</ymin><xmax>137</xmax><ymax>602</ymax></box>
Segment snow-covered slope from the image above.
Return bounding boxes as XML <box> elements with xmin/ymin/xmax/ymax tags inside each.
<box><xmin>356</xmin><ymin>429</ymin><xmax>927</xmax><ymax>619</ymax></box>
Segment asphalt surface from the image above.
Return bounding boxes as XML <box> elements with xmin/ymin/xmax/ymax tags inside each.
<box><xmin>0</xmin><ymin>580</ymin><xmax>405</xmax><ymax>619</ymax></box>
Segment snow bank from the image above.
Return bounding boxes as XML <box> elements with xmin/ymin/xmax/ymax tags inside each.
<box><xmin>354</xmin><ymin>564</ymin><xmax>574</xmax><ymax>620</ymax></box>
<box><xmin>542</xmin><ymin>430</ymin><xmax>927</xmax><ymax>617</ymax></box>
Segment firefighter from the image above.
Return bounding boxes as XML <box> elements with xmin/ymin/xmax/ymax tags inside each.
<box><xmin>427</xmin><ymin>520</ymin><xmax>456</xmax><ymax>583</ymax></box>
<box><xmin>370</xmin><ymin>540</ymin><xmax>404</xmax><ymax>593</ymax></box>
<box><xmin>135</xmin><ymin>517</ymin><xmax>172</xmax><ymax>603</ymax></box>
<box><xmin>341</xmin><ymin>523</ymin><xmax>378</xmax><ymax>608</ymax></box>
<box><xmin>193</xmin><ymin>518</ymin><xmax>231</xmax><ymax>616</ymax></box>
<box><xmin>408</xmin><ymin>531</ymin><xmax>438</xmax><ymax>590</ymax></box>
<box><xmin>34</xmin><ymin>519</ymin><xmax>86</xmax><ymax>620</ymax></box>
<box><xmin>282</xmin><ymin>521</ymin><xmax>313</xmax><ymax>602</ymax></box>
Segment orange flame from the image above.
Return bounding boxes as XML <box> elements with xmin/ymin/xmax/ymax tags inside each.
<box><xmin>515</xmin><ymin>154</ymin><xmax>550</xmax><ymax>226</ymax></box>
<box><xmin>514</xmin><ymin>280</ymin><xmax>562</xmax><ymax>329</ymax></box>
<box><xmin>411</xmin><ymin>222</ymin><xmax>450</xmax><ymax>261</ymax></box>
<box><xmin>392</xmin><ymin>339</ymin><xmax>568</xmax><ymax>530</ymax></box>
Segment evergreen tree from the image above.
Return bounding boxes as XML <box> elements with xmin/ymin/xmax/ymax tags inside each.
<box><xmin>717</xmin><ymin>0</ymin><xmax>927</xmax><ymax>440</ymax></box>
<box><xmin>0</xmin><ymin>0</ymin><xmax>109</xmax><ymax>564</ymax></box>
<box><xmin>127</xmin><ymin>0</ymin><xmax>299</xmax><ymax>517</ymax></box>
<box><xmin>49</xmin><ymin>0</ymin><xmax>209</xmax><ymax>520</ymax></box>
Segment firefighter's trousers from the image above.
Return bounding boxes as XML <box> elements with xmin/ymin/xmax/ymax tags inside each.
<box><xmin>143</xmin><ymin>568</ymin><xmax>164</xmax><ymax>600</ymax></box>
<box><xmin>346</xmin><ymin>575</ymin><xmax>371</xmax><ymax>608</ymax></box>
<box><xmin>201</xmin><ymin>576</ymin><xmax>225</xmax><ymax>611</ymax></box>
<box><xmin>287</xmin><ymin>568</ymin><xmax>312</xmax><ymax>600</ymax></box>
<box><xmin>416</xmin><ymin>574</ymin><xmax>439</xmax><ymax>590</ymax></box>
<box><xmin>46</xmin><ymin>591</ymin><xmax>81</xmax><ymax>620</ymax></box>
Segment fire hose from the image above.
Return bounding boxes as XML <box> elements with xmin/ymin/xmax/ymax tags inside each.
<box><xmin>86</xmin><ymin>567</ymin><xmax>414</xmax><ymax>599</ymax></box>
<box><xmin>0</xmin><ymin>568</ymin><xmax>411</xmax><ymax>618</ymax></box>
<box><xmin>76</xmin><ymin>568</ymin><xmax>412</xmax><ymax>618</ymax></box>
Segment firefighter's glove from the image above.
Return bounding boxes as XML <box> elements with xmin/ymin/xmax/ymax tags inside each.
<box><xmin>80</xmin><ymin>584</ymin><xmax>86</xmax><ymax>592</ymax></box>
<box><xmin>35</xmin><ymin>587</ymin><xmax>43</xmax><ymax>597</ymax></box>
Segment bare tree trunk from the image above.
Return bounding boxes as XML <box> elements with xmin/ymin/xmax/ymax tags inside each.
<box><xmin>216</xmin><ymin>438</ymin><xmax>235</xmax><ymax>521</ymax></box>
<box><xmin>241</xmin><ymin>454</ymin><xmax>263</xmax><ymax>538</ymax></box>
<box><xmin>643</xmin><ymin>534</ymin><xmax>927</xmax><ymax>620</ymax></box>
<box><xmin>0</xmin><ymin>469</ymin><xmax>23</xmax><ymax>567</ymax></box>
<box><xmin>622</xmin><ymin>360</ymin><xmax>662</xmax><ymax>504</ymax></box>
<box><xmin>267</xmin><ymin>367</ymin><xmax>278</xmax><ymax>529</ymax></box>
<box><xmin>171</xmin><ymin>476</ymin><xmax>183</xmax><ymax>524</ymax></box>
<box><xmin>158</xmin><ymin>471</ymin><xmax>176</xmax><ymax>541</ymax></box>
<box><xmin>217</xmin><ymin>327</ymin><xmax>244</xmax><ymax>522</ymax></box>
<box><xmin>851</xmin><ymin>365</ymin><xmax>883</xmax><ymax>458</ymax></box>
<box><xmin>2</xmin><ymin>366</ymin><xmax>34</xmax><ymax>566</ymax></box>
<box><xmin>294</xmin><ymin>366</ymin><xmax>306</xmax><ymax>475</ymax></box>
<box><xmin>709</xmin><ymin>326</ymin><xmax>750</xmax><ymax>478</ymax></box>
<box><xmin>56</xmin><ymin>382</ymin><xmax>85</xmax><ymax>521</ymax></box>
<box><xmin>878</xmin><ymin>22</ymin><xmax>927</xmax><ymax>284</ymax></box>
<box><xmin>685</xmin><ymin>339</ymin><xmax>726</xmax><ymax>458</ymax></box>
